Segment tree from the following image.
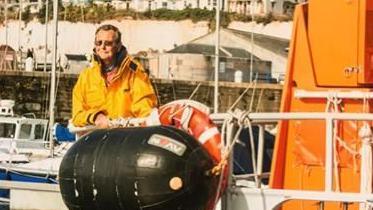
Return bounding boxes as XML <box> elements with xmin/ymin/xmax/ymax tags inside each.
<box><xmin>21</xmin><ymin>6</ymin><xmax>31</xmax><ymax>23</ymax></box>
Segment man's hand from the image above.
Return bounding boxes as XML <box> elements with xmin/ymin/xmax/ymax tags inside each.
<box><xmin>145</xmin><ymin>108</ymin><xmax>161</xmax><ymax>126</ymax></box>
<box><xmin>94</xmin><ymin>113</ymin><xmax>110</xmax><ymax>128</ymax></box>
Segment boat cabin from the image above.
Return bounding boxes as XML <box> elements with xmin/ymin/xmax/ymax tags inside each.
<box><xmin>0</xmin><ymin>100</ymin><xmax>48</xmax><ymax>152</ymax></box>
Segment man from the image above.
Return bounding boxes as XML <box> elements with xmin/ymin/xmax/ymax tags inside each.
<box><xmin>72</xmin><ymin>24</ymin><xmax>158</xmax><ymax>128</ymax></box>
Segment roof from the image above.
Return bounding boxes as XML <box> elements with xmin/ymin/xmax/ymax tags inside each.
<box><xmin>65</xmin><ymin>54</ymin><xmax>87</xmax><ymax>61</ymax></box>
<box><xmin>167</xmin><ymin>28</ymin><xmax>290</xmax><ymax>59</ymax></box>
<box><xmin>0</xmin><ymin>45</ymin><xmax>15</xmax><ymax>52</ymax></box>
<box><xmin>226</xmin><ymin>29</ymin><xmax>290</xmax><ymax>57</ymax></box>
<box><xmin>167</xmin><ymin>43</ymin><xmax>261</xmax><ymax>60</ymax></box>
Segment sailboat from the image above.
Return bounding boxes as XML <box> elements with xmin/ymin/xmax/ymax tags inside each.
<box><xmin>0</xmin><ymin>99</ymin><xmax>67</xmax><ymax>207</ymax></box>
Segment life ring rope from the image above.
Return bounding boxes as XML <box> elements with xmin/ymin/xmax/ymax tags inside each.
<box><xmin>180</xmin><ymin>106</ymin><xmax>193</xmax><ymax>131</ymax></box>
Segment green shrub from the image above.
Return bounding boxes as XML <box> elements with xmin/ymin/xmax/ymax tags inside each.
<box><xmin>4</xmin><ymin>3</ymin><xmax>293</xmax><ymax>27</ymax></box>
<box><xmin>230</xmin><ymin>13</ymin><xmax>252</xmax><ymax>22</ymax></box>
<box><xmin>254</xmin><ymin>12</ymin><xmax>273</xmax><ymax>25</ymax></box>
<box><xmin>21</xmin><ymin>6</ymin><xmax>32</xmax><ymax>23</ymax></box>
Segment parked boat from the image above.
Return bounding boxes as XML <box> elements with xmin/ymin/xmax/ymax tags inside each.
<box><xmin>0</xmin><ymin>99</ymin><xmax>71</xmax><ymax>202</ymax></box>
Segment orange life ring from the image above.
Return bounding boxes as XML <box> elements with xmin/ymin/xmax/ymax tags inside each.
<box><xmin>159</xmin><ymin>100</ymin><xmax>226</xmax><ymax>210</ymax></box>
<box><xmin>159</xmin><ymin>100</ymin><xmax>221</xmax><ymax>163</ymax></box>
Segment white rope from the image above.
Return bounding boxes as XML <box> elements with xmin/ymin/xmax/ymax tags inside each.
<box><xmin>324</xmin><ymin>96</ymin><xmax>359</xmax><ymax>161</ymax></box>
<box><xmin>211</xmin><ymin>119</ymin><xmax>230</xmax><ymax>210</ymax></box>
<box><xmin>359</xmin><ymin>123</ymin><xmax>373</xmax><ymax>190</ymax></box>
<box><xmin>227</xmin><ymin>82</ymin><xmax>255</xmax><ymax>112</ymax></box>
<box><xmin>246</xmin><ymin>119</ymin><xmax>258</xmax><ymax>185</ymax></box>
<box><xmin>325</xmin><ymin>94</ymin><xmax>341</xmax><ymax>191</ymax></box>
<box><xmin>359</xmin><ymin>97</ymin><xmax>373</xmax><ymax>210</ymax></box>
<box><xmin>324</xmin><ymin>95</ymin><xmax>373</xmax><ymax>210</ymax></box>
<box><xmin>188</xmin><ymin>82</ymin><xmax>202</xmax><ymax>100</ymax></box>
<box><xmin>335</xmin><ymin>136</ymin><xmax>359</xmax><ymax>156</ymax></box>
<box><xmin>359</xmin><ymin>123</ymin><xmax>373</xmax><ymax>210</ymax></box>
<box><xmin>180</xmin><ymin>106</ymin><xmax>193</xmax><ymax>131</ymax></box>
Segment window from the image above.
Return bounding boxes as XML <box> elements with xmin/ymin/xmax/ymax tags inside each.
<box><xmin>219</xmin><ymin>62</ymin><xmax>226</xmax><ymax>73</ymax></box>
<box><xmin>162</xmin><ymin>2</ymin><xmax>167</xmax><ymax>8</ymax></box>
<box><xmin>20</xmin><ymin>124</ymin><xmax>32</xmax><ymax>139</ymax></box>
<box><xmin>34</xmin><ymin>124</ymin><xmax>45</xmax><ymax>140</ymax></box>
<box><xmin>0</xmin><ymin>123</ymin><xmax>16</xmax><ymax>138</ymax></box>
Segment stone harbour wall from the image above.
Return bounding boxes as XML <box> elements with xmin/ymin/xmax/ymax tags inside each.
<box><xmin>0</xmin><ymin>71</ymin><xmax>282</xmax><ymax>121</ymax></box>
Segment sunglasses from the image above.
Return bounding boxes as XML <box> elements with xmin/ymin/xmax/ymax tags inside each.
<box><xmin>94</xmin><ymin>40</ymin><xmax>115</xmax><ymax>47</ymax></box>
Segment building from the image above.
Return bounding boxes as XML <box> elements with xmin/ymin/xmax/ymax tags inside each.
<box><xmin>111</xmin><ymin>0</ymin><xmax>130</xmax><ymax>10</ymax></box>
<box><xmin>228</xmin><ymin>0</ymin><xmax>307</xmax><ymax>16</ymax></box>
<box><xmin>150</xmin><ymin>28</ymin><xmax>289</xmax><ymax>83</ymax></box>
<box><xmin>0</xmin><ymin>45</ymin><xmax>17</xmax><ymax>71</ymax></box>
<box><xmin>160</xmin><ymin>44</ymin><xmax>272</xmax><ymax>83</ymax></box>
<box><xmin>226</xmin><ymin>28</ymin><xmax>289</xmax><ymax>79</ymax></box>
<box><xmin>131</xmin><ymin>0</ymin><xmax>307</xmax><ymax>14</ymax></box>
<box><xmin>0</xmin><ymin>0</ymin><xmax>43</xmax><ymax>14</ymax></box>
<box><xmin>61</xmin><ymin>0</ymin><xmax>91</xmax><ymax>6</ymax></box>
<box><xmin>61</xmin><ymin>54</ymin><xmax>90</xmax><ymax>74</ymax></box>
<box><xmin>41</xmin><ymin>0</ymin><xmax>306</xmax><ymax>15</ymax></box>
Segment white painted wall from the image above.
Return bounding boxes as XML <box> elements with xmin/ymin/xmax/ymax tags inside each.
<box><xmin>0</xmin><ymin>19</ymin><xmax>292</xmax><ymax>78</ymax></box>
<box><xmin>0</xmin><ymin>19</ymin><xmax>210</xmax><ymax>63</ymax></box>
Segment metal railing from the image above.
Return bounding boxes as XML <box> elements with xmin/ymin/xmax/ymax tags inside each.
<box><xmin>212</xmin><ymin>110</ymin><xmax>373</xmax><ymax>210</ymax></box>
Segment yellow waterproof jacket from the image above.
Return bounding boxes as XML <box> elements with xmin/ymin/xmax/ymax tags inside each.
<box><xmin>72</xmin><ymin>55</ymin><xmax>158</xmax><ymax>127</ymax></box>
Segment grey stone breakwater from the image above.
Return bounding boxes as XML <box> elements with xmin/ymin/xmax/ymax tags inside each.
<box><xmin>0</xmin><ymin>71</ymin><xmax>282</xmax><ymax>121</ymax></box>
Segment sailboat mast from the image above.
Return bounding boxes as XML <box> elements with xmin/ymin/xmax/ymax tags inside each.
<box><xmin>18</xmin><ymin>0</ymin><xmax>22</xmax><ymax>71</ymax></box>
<box><xmin>18</xmin><ymin>0</ymin><xmax>22</xmax><ymax>50</ymax></box>
<box><xmin>44</xmin><ymin>0</ymin><xmax>49</xmax><ymax>72</ymax></box>
<box><xmin>249</xmin><ymin>3</ymin><xmax>254</xmax><ymax>82</ymax></box>
<box><xmin>48</xmin><ymin>0</ymin><xmax>58</xmax><ymax>157</ymax></box>
<box><xmin>5</xmin><ymin>0</ymin><xmax>8</xmax><ymax>46</ymax></box>
<box><xmin>213</xmin><ymin>0</ymin><xmax>220</xmax><ymax>113</ymax></box>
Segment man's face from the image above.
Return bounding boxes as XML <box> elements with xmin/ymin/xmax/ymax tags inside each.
<box><xmin>95</xmin><ymin>29</ymin><xmax>118</xmax><ymax>64</ymax></box>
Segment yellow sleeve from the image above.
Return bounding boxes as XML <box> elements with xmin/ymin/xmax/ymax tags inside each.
<box><xmin>130</xmin><ymin>62</ymin><xmax>158</xmax><ymax>118</ymax></box>
<box><xmin>71</xmin><ymin>70</ymin><xmax>107</xmax><ymax>127</ymax></box>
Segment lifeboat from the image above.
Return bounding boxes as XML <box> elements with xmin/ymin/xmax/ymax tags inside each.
<box><xmin>268</xmin><ymin>0</ymin><xmax>373</xmax><ymax>209</ymax></box>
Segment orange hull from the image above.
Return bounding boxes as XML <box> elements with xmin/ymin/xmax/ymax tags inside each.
<box><xmin>270</xmin><ymin>1</ymin><xmax>373</xmax><ymax>209</ymax></box>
